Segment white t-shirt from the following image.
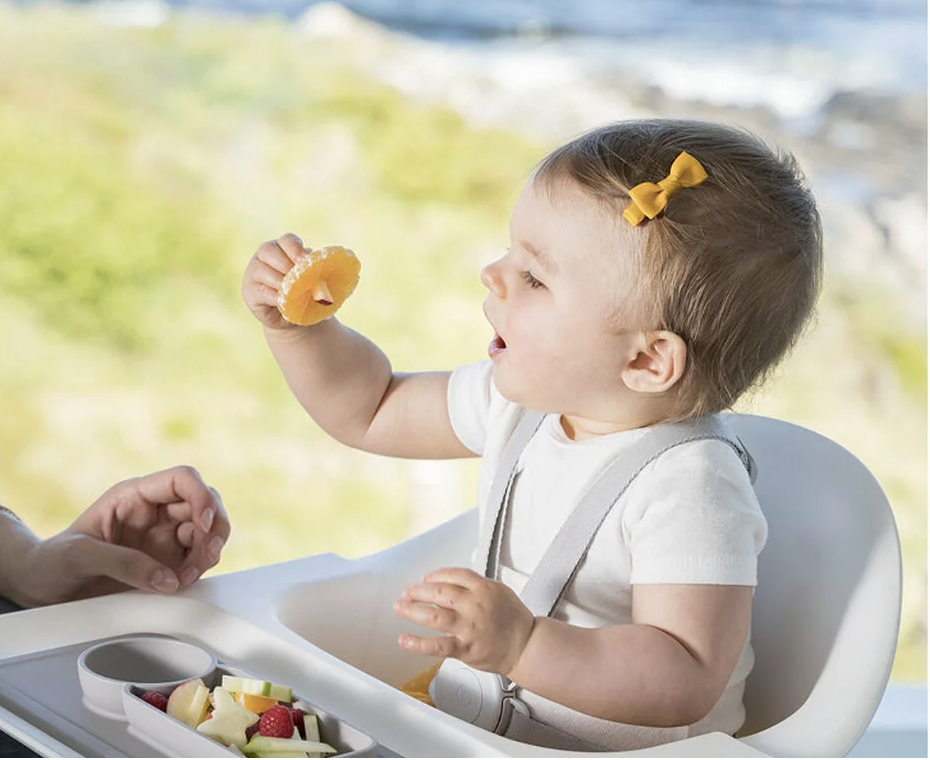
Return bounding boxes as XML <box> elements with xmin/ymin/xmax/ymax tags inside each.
<box><xmin>447</xmin><ymin>360</ymin><xmax>768</xmax><ymax>750</ymax></box>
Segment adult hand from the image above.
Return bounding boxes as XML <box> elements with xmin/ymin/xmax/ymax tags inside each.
<box><xmin>23</xmin><ymin>465</ymin><xmax>229</xmax><ymax>605</ymax></box>
<box><xmin>393</xmin><ymin>567</ymin><xmax>536</xmax><ymax>676</ymax></box>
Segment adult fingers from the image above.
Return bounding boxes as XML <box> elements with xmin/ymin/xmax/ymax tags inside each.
<box><xmin>175</xmin><ymin>491</ymin><xmax>229</xmax><ymax>586</ymax></box>
<box><xmin>176</xmin><ymin>520</ymin><xmax>196</xmax><ymax>549</ymax></box>
<box><xmin>68</xmin><ymin>536</ymin><xmax>180</xmax><ymax>594</ymax></box>
<box><xmin>132</xmin><ymin>466</ymin><xmax>220</xmax><ymax>534</ymax></box>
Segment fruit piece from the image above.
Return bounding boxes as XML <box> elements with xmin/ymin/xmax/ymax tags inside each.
<box><xmin>140</xmin><ymin>691</ymin><xmax>168</xmax><ymax>712</ymax></box>
<box><xmin>302</xmin><ymin>714</ymin><xmax>320</xmax><ymax>743</ymax></box>
<box><xmin>196</xmin><ymin>688</ymin><xmax>259</xmax><ymax>751</ymax></box>
<box><xmin>268</xmin><ymin>683</ymin><xmax>292</xmax><ymax>703</ymax></box>
<box><xmin>277</xmin><ymin>246</ymin><xmax>361</xmax><ymax>326</ymax></box>
<box><xmin>167</xmin><ymin>678</ymin><xmax>211</xmax><ymax>728</ymax></box>
<box><xmin>259</xmin><ymin>705</ymin><xmax>295</xmax><ymax>738</ymax></box>
<box><xmin>302</xmin><ymin>714</ymin><xmax>322</xmax><ymax>758</ymax></box>
<box><xmin>222</xmin><ymin>676</ymin><xmax>270</xmax><ymax>696</ymax></box>
<box><xmin>221</xmin><ymin>676</ymin><xmax>292</xmax><ymax>702</ymax></box>
<box><xmin>285</xmin><ymin>706</ymin><xmax>306</xmax><ymax>737</ymax></box>
<box><xmin>237</xmin><ymin>692</ymin><xmax>281</xmax><ymax>714</ymax></box>
<box><xmin>242</xmin><ymin>735</ymin><xmax>337</xmax><ymax>757</ymax></box>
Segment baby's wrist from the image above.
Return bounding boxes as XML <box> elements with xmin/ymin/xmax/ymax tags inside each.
<box><xmin>262</xmin><ymin>319</ymin><xmax>329</xmax><ymax>343</ymax></box>
<box><xmin>505</xmin><ymin>614</ymin><xmax>540</xmax><ymax>682</ymax></box>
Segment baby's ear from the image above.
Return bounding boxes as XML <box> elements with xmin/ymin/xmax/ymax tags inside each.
<box><xmin>621</xmin><ymin>331</ymin><xmax>687</xmax><ymax>394</ymax></box>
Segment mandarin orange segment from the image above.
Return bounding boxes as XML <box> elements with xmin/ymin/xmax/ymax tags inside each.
<box><xmin>277</xmin><ymin>245</ymin><xmax>361</xmax><ymax>326</ymax></box>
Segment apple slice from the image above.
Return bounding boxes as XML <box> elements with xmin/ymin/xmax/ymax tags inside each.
<box><xmin>166</xmin><ymin>678</ymin><xmax>211</xmax><ymax>728</ymax></box>
<box><xmin>221</xmin><ymin>675</ymin><xmax>293</xmax><ymax>703</ymax></box>
<box><xmin>302</xmin><ymin>714</ymin><xmax>322</xmax><ymax>758</ymax></box>
<box><xmin>197</xmin><ymin>687</ymin><xmax>259</xmax><ymax>750</ymax></box>
<box><xmin>241</xmin><ymin>735</ymin><xmax>336</xmax><ymax>757</ymax></box>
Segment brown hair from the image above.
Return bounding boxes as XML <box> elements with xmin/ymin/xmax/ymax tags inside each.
<box><xmin>535</xmin><ymin>119</ymin><xmax>823</xmax><ymax>420</ymax></box>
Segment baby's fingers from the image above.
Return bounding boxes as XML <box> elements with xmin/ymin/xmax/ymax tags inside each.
<box><xmin>397</xmin><ymin>633</ymin><xmax>462</xmax><ymax>659</ymax></box>
<box><xmin>401</xmin><ymin>579</ymin><xmax>469</xmax><ymax>610</ymax></box>
<box><xmin>275</xmin><ymin>233</ymin><xmax>308</xmax><ymax>265</ymax></box>
<box><xmin>393</xmin><ymin>597</ymin><xmax>460</xmax><ymax>633</ymax></box>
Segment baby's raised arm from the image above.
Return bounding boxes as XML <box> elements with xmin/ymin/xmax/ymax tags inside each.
<box><xmin>242</xmin><ymin>234</ymin><xmax>473</xmax><ymax>460</ymax></box>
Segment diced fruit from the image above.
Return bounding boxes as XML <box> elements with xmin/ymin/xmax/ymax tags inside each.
<box><xmin>268</xmin><ymin>683</ymin><xmax>293</xmax><ymax>703</ymax></box>
<box><xmin>222</xmin><ymin>676</ymin><xmax>271</xmax><ymax>696</ymax></box>
<box><xmin>222</xmin><ymin>675</ymin><xmax>292</xmax><ymax>702</ymax></box>
<box><xmin>167</xmin><ymin>678</ymin><xmax>211</xmax><ymax>728</ymax></box>
<box><xmin>237</xmin><ymin>692</ymin><xmax>281</xmax><ymax>714</ymax></box>
<box><xmin>196</xmin><ymin>688</ymin><xmax>259</xmax><ymax>751</ymax></box>
<box><xmin>302</xmin><ymin>714</ymin><xmax>322</xmax><ymax>758</ymax></box>
<box><xmin>277</xmin><ymin>246</ymin><xmax>361</xmax><ymax>326</ymax></box>
<box><xmin>242</xmin><ymin>735</ymin><xmax>337</xmax><ymax>757</ymax></box>
<box><xmin>303</xmin><ymin>714</ymin><xmax>320</xmax><ymax>743</ymax></box>
<box><xmin>259</xmin><ymin>705</ymin><xmax>295</xmax><ymax>738</ymax></box>
<box><xmin>140</xmin><ymin>691</ymin><xmax>168</xmax><ymax>712</ymax></box>
<box><xmin>284</xmin><ymin>707</ymin><xmax>305</xmax><ymax>737</ymax></box>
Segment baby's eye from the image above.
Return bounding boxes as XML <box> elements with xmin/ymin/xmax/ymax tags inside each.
<box><xmin>520</xmin><ymin>270</ymin><xmax>545</xmax><ymax>290</ymax></box>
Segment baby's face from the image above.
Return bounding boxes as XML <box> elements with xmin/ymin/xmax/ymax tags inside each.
<box><xmin>480</xmin><ymin>177</ymin><xmax>646</xmax><ymax>421</ymax></box>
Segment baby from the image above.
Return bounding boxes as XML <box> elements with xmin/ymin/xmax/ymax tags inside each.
<box><xmin>241</xmin><ymin>118</ymin><xmax>823</xmax><ymax>751</ymax></box>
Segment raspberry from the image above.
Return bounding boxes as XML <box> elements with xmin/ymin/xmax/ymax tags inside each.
<box><xmin>258</xmin><ymin>705</ymin><xmax>294</xmax><ymax>738</ymax></box>
<box><xmin>140</xmin><ymin>691</ymin><xmax>168</xmax><ymax>712</ymax></box>
<box><xmin>286</xmin><ymin>706</ymin><xmax>306</xmax><ymax>738</ymax></box>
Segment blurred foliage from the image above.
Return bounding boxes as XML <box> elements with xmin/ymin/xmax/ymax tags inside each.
<box><xmin>0</xmin><ymin>1</ymin><xmax>924</xmax><ymax>681</ymax></box>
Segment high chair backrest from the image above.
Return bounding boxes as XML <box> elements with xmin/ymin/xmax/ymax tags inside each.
<box><xmin>727</xmin><ymin>414</ymin><xmax>902</xmax><ymax>757</ymax></box>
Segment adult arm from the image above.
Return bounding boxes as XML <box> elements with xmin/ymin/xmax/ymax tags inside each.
<box><xmin>0</xmin><ymin>466</ymin><xmax>229</xmax><ymax>608</ymax></box>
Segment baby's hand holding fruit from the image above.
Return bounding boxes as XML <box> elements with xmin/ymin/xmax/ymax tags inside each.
<box><xmin>243</xmin><ymin>233</ymin><xmax>360</xmax><ymax>331</ymax></box>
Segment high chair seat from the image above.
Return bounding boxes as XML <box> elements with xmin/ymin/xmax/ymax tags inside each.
<box><xmin>278</xmin><ymin>413</ymin><xmax>902</xmax><ymax>757</ymax></box>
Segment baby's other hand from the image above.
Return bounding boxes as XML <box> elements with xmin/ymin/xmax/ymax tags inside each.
<box><xmin>393</xmin><ymin>567</ymin><xmax>535</xmax><ymax>676</ymax></box>
<box><xmin>242</xmin><ymin>233</ymin><xmax>307</xmax><ymax>331</ymax></box>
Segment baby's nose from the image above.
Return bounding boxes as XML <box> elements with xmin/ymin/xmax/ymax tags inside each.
<box><xmin>480</xmin><ymin>260</ymin><xmax>505</xmax><ymax>297</ymax></box>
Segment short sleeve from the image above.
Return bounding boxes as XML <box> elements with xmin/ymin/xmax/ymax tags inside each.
<box><xmin>447</xmin><ymin>360</ymin><xmax>495</xmax><ymax>456</ymax></box>
<box><xmin>625</xmin><ymin>440</ymin><xmax>768</xmax><ymax>586</ymax></box>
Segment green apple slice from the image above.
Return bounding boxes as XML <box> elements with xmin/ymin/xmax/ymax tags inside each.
<box><xmin>268</xmin><ymin>683</ymin><xmax>292</xmax><ymax>702</ymax></box>
<box><xmin>221</xmin><ymin>675</ymin><xmax>292</xmax><ymax>702</ymax></box>
<box><xmin>303</xmin><ymin>714</ymin><xmax>320</xmax><ymax>743</ymax></box>
<box><xmin>302</xmin><ymin>715</ymin><xmax>322</xmax><ymax>758</ymax></box>
<box><xmin>242</xmin><ymin>735</ymin><xmax>336</xmax><ymax>757</ymax></box>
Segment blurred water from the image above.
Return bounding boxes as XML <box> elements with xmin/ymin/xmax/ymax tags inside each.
<box><xmin>20</xmin><ymin>0</ymin><xmax>928</xmax><ymax>119</ymax></box>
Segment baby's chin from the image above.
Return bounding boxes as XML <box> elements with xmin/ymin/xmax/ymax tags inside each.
<box><xmin>490</xmin><ymin>366</ymin><xmax>561</xmax><ymax>415</ymax></box>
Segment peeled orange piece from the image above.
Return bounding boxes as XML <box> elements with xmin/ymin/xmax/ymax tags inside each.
<box><xmin>234</xmin><ymin>692</ymin><xmax>279</xmax><ymax>714</ymax></box>
<box><xmin>277</xmin><ymin>245</ymin><xmax>361</xmax><ymax>326</ymax></box>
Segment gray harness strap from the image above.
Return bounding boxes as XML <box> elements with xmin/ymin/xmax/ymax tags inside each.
<box><xmin>431</xmin><ymin>411</ymin><xmax>755</xmax><ymax>749</ymax></box>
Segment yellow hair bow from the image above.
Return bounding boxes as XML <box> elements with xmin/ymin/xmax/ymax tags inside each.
<box><xmin>622</xmin><ymin>151</ymin><xmax>708</xmax><ymax>227</ymax></box>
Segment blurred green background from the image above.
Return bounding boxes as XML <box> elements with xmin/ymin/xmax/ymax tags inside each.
<box><xmin>0</xmin><ymin>1</ymin><xmax>924</xmax><ymax>681</ymax></box>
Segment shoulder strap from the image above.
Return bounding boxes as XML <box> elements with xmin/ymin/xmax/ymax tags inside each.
<box><xmin>474</xmin><ymin>410</ymin><xmax>546</xmax><ymax>579</ymax></box>
<box><xmin>519</xmin><ymin>416</ymin><xmax>751</xmax><ymax>618</ymax></box>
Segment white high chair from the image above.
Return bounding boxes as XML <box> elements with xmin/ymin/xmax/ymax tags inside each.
<box><xmin>278</xmin><ymin>413</ymin><xmax>903</xmax><ymax>757</ymax></box>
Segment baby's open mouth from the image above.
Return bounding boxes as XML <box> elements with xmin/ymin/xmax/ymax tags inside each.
<box><xmin>488</xmin><ymin>332</ymin><xmax>507</xmax><ymax>358</ymax></box>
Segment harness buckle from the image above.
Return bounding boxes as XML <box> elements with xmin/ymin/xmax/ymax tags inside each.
<box><xmin>430</xmin><ymin>658</ymin><xmax>525</xmax><ymax>734</ymax></box>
